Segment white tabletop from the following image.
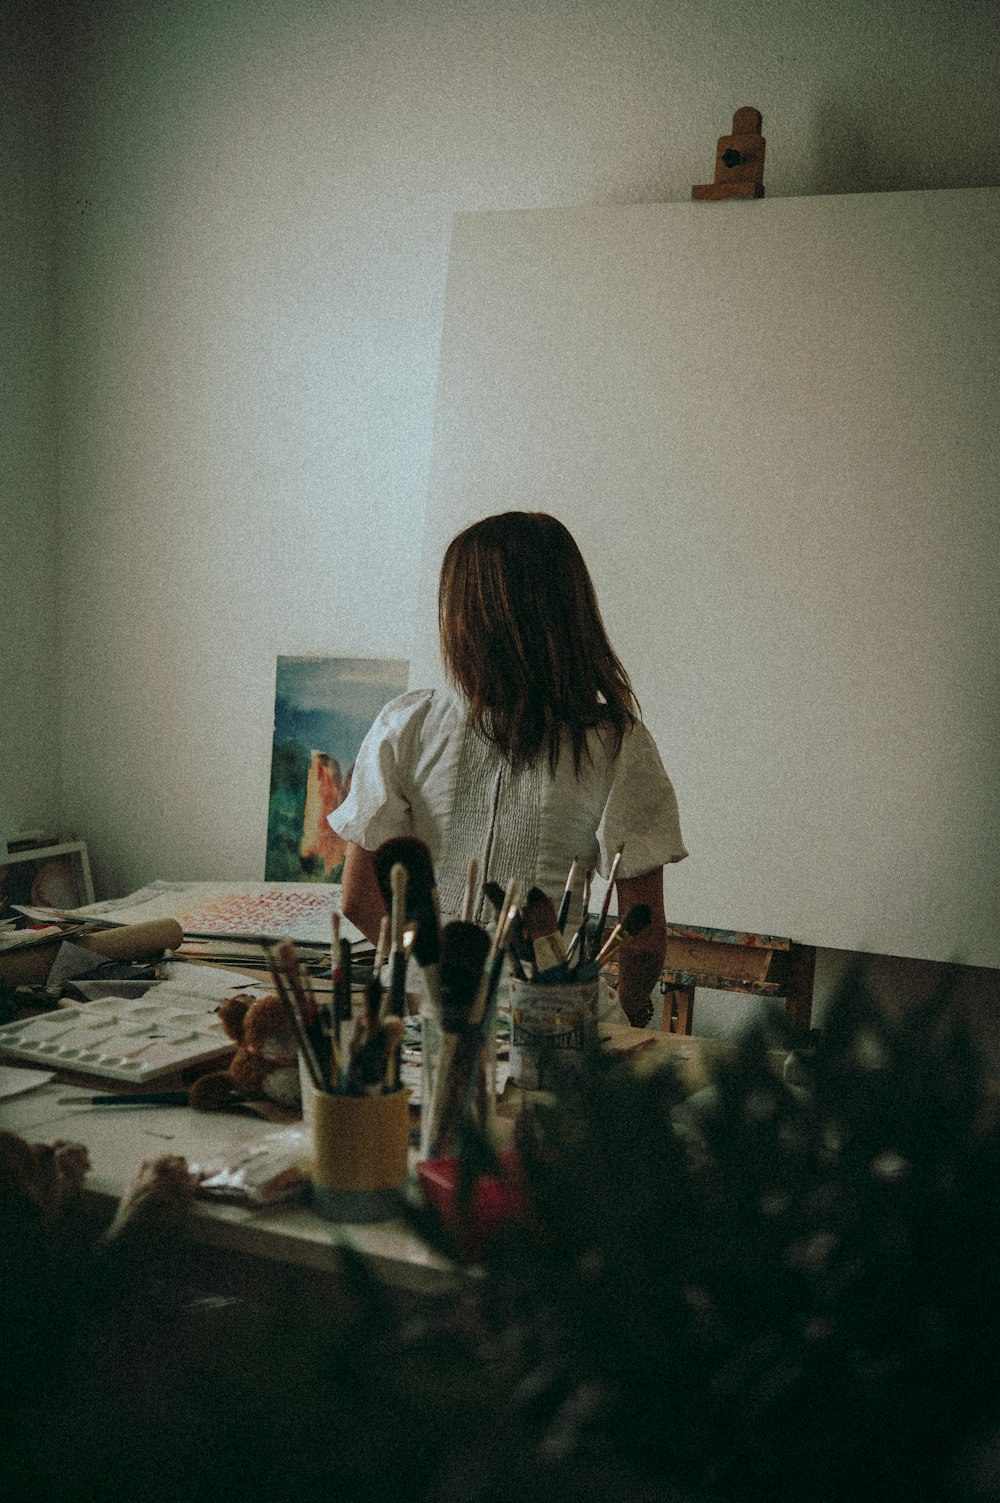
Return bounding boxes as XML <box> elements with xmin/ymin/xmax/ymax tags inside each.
<box><xmin>0</xmin><ymin>1027</ymin><xmax>751</xmax><ymax>1294</ymax></box>
<box><xmin>0</xmin><ymin>1071</ymin><xmax>452</xmax><ymax>1294</ymax></box>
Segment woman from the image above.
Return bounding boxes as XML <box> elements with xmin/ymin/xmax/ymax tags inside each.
<box><xmin>331</xmin><ymin>511</ymin><xmax>686</xmax><ymax>1025</ymax></box>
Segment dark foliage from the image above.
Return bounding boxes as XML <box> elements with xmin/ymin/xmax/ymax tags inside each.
<box><xmin>327</xmin><ymin>967</ymin><xmax>1000</xmax><ymax>1502</ymax></box>
<box><xmin>6</xmin><ymin>967</ymin><xmax>1000</xmax><ymax>1502</ymax></box>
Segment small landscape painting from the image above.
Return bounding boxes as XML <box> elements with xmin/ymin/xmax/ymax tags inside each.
<box><xmin>265</xmin><ymin>656</ymin><xmax>408</xmax><ymax>883</ymax></box>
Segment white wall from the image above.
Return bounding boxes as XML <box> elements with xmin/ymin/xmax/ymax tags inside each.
<box><xmin>1</xmin><ymin>2</ymin><xmax>61</xmax><ymax>849</ymax></box>
<box><xmin>6</xmin><ymin>0</ymin><xmax>998</xmax><ymax>1028</ymax></box>
<box><xmin>48</xmin><ymin>0</ymin><xmax>1000</xmax><ymax>899</ymax></box>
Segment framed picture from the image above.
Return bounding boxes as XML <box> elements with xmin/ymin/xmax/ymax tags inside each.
<box><xmin>265</xmin><ymin>656</ymin><xmax>409</xmax><ymax>883</ymax></box>
<box><xmin>0</xmin><ymin>841</ymin><xmax>95</xmax><ymax>918</ymax></box>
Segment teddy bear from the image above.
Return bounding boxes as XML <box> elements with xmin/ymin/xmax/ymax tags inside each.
<box><xmin>188</xmin><ymin>992</ymin><xmax>301</xmax><ymax>1114</ymax></box>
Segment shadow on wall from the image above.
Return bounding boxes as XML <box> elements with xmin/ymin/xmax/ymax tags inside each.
<box><xmin>814</xmin><ymin>947</ymin><xmax>1000</xmax><ymax>1074</ymax></box>
<box><xmin>697</xmin><ymin>951</ymin><xmax>1000</xmax><ymax>1079</ymax></box>
<box><xmin>810</xmin><ymin>88</ymin><xmax>1000</xmax><ymax>195</ymax></box>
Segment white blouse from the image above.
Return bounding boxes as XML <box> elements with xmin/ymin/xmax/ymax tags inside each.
<box><xmin>329</xmin><ymin>686</ymin><xmax>687</xmax><ymax>925</ymax></box>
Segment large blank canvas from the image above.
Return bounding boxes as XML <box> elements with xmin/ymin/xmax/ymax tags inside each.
<box><xmin>411</xmin><ymin>189</ymin><xmax>999</xmax><ymax>967</ymax></box>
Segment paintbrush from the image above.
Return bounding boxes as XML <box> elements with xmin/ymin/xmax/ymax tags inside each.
<box><xmin>331</xmin><ymin>911</ymin><xmax>347</xmax><ymax>1026</ymax></box>
<box><xmin>367</xmin><ymin>914</ymin><xmax>389</xmax><ymax>1029</ymax></box>
<box><xmin>439</xmin><ymin>919</ymin><xmax>491</xmax><ymax>1023</ymax></box>
<box><xmin>461</xmin><ymin>856</ymin><xmax>480</xmax><ymax>922</ymax></box>
<box><xmin>408</xmin><ymin>895</ymin><xmax>441</xmax><ymax>1010</ymax></box>
<box><xmin>263</xmin><ymin>940</ymin><xmax>327</xmax><ymax>1092</ymax></box>
<box><xmin>378</xmin><ymin>1015</ymin><xmax>405</xmax><ymax>1092</ymax></box>
<box><xmin>588</xmin><ymin>845</ymin><xmax>624</xmax><ymax>962</ymax></box>
<box><xmin>555</xmin><ymin>856</ymin><xmax>578</xmax><ymax>933</ymax></box>
<box><xmin>432</xmin><ymin>880</ymin><xmax>519</xmax><ymax>1155</ymax></box>
<box><xmin>277</xmin><ymin>935</ymin><xmax>318</xmax><ymax>1025</ymax></box>
<box><xmin>330</xmin><ymin>916</ymin><xmax>355</xmax><ymax>1089</ymax></box>
<box><xmin>346</xmin><ymin>1012</ymin><xmax>365</xmax><ymax>1088</ymax></box>
<box><xmin>339</xmin><ymin>932</ymin><xmax>354</xmax><ymax>1026</ymax></box>
<box><xmin>464</xmin><ymin>880</ymin><xmax>518</xmax><ymax>1051</ymax></box>
<box><xmin>276</xmin><ymin>937</ymin><xmax>331</xmax><ymax>1085</ymax></box>
<box><xmin>521</xmin><ymin>885</ymin><xmax>570</xmax><ymax>983</ymax></box>
<box><xmin>349</xmin><ymin>1014</ymin><xmax>404</xmax><ymax>1095</ymax></box>
<box><xmin>60</xmin><ymin>1090</ymin><xmax>191</xmax><ymax>1107</ymax></box>
<box><xmin>452</xmin><ymin>881</ymin><xmax>520</xmax><ymax>1132</ymax></box>
<box><xmin>374</xmin><ymin>836</ymin><xmax>441</xmax><ymax>1008</ymax></box>
<box><xmin>426</xmin><ymin>915</ymin><xmax>492</xmax><ymax>1156</ymax></box>
<box><xmin>483</xmin><ymin>877</ymin><xmax>530</xmax><ymax>978</ymax></box>
<box><xmin>386</xmin><ymin>862</ymin><xmax>409</xmax><ymax>1018</ymax></box>
<box><xmin>482</xmin><ymin>879</ymin><xmax>506</xmax><ymax>917</ymax></box>
<box><xmin>592</xmin><ymin>901</ymin><xmax>652</xmax><ymax>968</ymax></box>
<box><xmin>565</xmin><ymin>867</ymin><xmax>593</xmax><ymax>969</ymax></box>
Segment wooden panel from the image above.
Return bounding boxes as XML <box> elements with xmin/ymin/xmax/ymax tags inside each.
<box><xmin>664</xmin><ymin>936</ymin><xmax>774</xmax><ymax>987</ymax></box>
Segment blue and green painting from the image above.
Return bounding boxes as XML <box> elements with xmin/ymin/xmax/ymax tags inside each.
<box><xmin>265</xmin><ymin>656</ymin><xmax>408</xmax><ymax>882</ymax></box>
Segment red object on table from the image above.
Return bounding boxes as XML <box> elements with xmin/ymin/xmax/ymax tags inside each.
<box><xmin>415</xmin><ymin>1148</ymin><xmax>527</xmax><ymax>1259</ymax></box>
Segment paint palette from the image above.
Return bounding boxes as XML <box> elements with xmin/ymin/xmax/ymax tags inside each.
<box><xmin>0</xmin><ymin>995</ymin><xmax>234</xmax><ymax>1083</ymax></box>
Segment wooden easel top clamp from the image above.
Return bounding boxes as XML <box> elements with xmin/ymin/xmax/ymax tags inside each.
<box><xmin>692</xmin><ymin>106</ymin><xmax>766</xmax><ymax>200</ymax></box>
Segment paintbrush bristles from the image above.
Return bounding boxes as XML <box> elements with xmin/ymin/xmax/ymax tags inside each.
<box><xmin>522</xmin><ymin>885</ymin><xmax>568</xmax><ymax>979</ymax></box>
<box><xmin>439</xmin><ymin>920</ymin><xmax>491</xmax><ymax>1000</ymax></box>
<box><xmin>623</xmin><ymin>901</ymin><xmax>651</xmax><ymax>935</ymax></box>
<box><xmin>482</xmin><ymin>880</ymin><xmax>506</xmax><ymax>917</ymax></box>
<box><xmin>593</xmin><ymin>902</ymin><xmax>652</xmax><ymax>967</ymax></box>
<box><xmin>373</xmin><ymin>836</ymin><xmax>437</xmax><ymax>917</ymax></box>
<box><xmin>440</xmin><ymin>915</ymin><xmax>490</xmax><ymax>991</ymax></box>
<box><xmin>522</xmin><ymin>886</ymin><xmax>559</xmax><ymax>938</ymax></box>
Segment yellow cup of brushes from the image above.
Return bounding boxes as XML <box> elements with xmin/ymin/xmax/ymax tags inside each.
<box><xmin>309</xmin><ymin>1086</ymin><xmax>411</xmax><ymax>1222</ymax></box>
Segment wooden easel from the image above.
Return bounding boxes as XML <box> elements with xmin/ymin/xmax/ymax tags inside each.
<box><xmin>602</xmin><ymin>922</ymin><xmax>815</xmax><ymax>1035</ymax></box>
<box><xmin>692</xmin><ymin>107</ymin><xmax>766</xmax><ymax>200</ymax></box>
<box><xmin>658</xmin><ymin>924</ymin><xmax>815</xmax><ymax>1035</ymax></box>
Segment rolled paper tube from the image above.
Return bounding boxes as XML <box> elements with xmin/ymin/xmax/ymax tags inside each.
<box><xmin>78</xmin><ymin>918</ymin><xmax>185</xmax><ymax>960</ymax></box>
<box><xmin>0</xmin><ymin>916</ymin><xmax>185</xmax><ymax>986</ymax></box>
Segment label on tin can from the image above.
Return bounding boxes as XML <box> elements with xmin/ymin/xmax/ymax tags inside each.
<box><xmin>507</xmin><ymin>977</ymin><xmax>599</xmax><ymax>1090</ymax></box>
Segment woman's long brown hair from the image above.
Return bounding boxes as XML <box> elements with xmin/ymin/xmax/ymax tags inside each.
<box><xmin>438</xmin><ymin>511</ymin><xmax>638</xmax><ymax>774</ymax></box>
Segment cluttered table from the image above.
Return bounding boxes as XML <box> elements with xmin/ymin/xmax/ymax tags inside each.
<box><xmin>0</xmin><ymin>877</ymin><xmax>778</xmax><ymax>1293</ymax></box>
<box><xmin>0</xmin><ymin>1027</ymin><xmax>731</xmax><ymax>1293</ymax></box>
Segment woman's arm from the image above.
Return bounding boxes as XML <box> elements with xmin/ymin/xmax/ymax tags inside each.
<box><xmin>340</xmin><ymin>842</ymin><xmax>388</xmax><ymax>947</ymax></box>
<box><xmin>613</xmin><ymin>867</ymin><xmax>667</xmax><ymax>1026</ymax></box>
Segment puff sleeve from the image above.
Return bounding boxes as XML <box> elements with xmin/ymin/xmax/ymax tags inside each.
<box><xmin>595</xmin><ymin>721</ymin><xmax>687</xmax><ymax>880</ymax></box>
<box><xmin>327</xmin><ymin>691</ymin><xmax>428</xmax><ymax>850</ymax></box>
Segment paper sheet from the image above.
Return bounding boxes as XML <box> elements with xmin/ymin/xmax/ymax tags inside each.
<box><xmin>70</xmin><ymin>880</ymin><xmax>360</xmax><ymax>947</ymax></box>
<box><xmin>0</xmin><ymin>1066</ymin><xmax>56</xmax><ymax>1099</ymax></box>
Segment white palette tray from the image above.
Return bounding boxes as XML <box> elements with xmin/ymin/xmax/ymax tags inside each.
<box><xmin>0</xmin><ymin>994</ymin><xmax>235</xmax><ymax>1083</ymax></box>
